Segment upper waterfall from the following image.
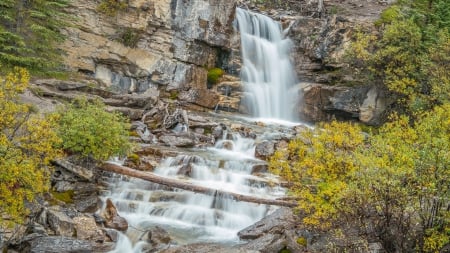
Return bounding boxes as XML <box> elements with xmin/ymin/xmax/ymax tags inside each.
<box><xmin>236</xmin><ymin>8</ymin><xmax>299</xmax><ymax>122</ymax></box>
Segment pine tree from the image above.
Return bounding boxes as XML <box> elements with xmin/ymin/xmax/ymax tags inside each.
<box><xmin>0</xmin><ymin>0</ymin><xmax>69</xmax><ymax>75</ymax></box>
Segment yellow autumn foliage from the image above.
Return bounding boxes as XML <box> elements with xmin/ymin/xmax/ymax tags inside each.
<box><xmin>0</xmin><ymin>68</ymin><xmax>61</xmax><ymax>225</ymax></box>
<box><xmin>270</xmin><ymin>106</ymin><xmax>449</xmax><ymax>252</ymax></box>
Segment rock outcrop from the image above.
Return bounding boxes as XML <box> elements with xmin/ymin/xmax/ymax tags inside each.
<box><xmin>62</xmin><ymin>0</ymin><xmax>237</xmax><ymax>107</ymax></box>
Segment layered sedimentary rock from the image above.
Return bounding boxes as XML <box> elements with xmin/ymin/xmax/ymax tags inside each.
<box><xmin>62</xmin><ymin>0</ymin><xmax>236</xmax><ymax>108</ymax></box>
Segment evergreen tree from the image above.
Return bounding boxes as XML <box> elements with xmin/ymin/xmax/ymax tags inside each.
<box><xmin>0</xmin><ymin>0</ymin><xmax>69</xmax><ymax>75</ymax></box>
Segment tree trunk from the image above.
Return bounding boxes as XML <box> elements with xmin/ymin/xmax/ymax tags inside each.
<box><xmin>99</xmin><ymin>162</ymin><xmax>296</xmax><ymax>207</ymax></box>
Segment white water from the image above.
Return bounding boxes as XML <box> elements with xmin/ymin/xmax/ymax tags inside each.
<box><xmin>236</xmin><ymin>8</ymin><xmax>299</xmax><ymax>121</ymax></box>
<box><xmin>104</xmin><ymin>8</ymin><xmax>298</xmax><ymax>252</ymax></box>
<box><xmin>104</xmin><ymin>132</ymin><xmax>285</xmax><ymax>251</ymax></box>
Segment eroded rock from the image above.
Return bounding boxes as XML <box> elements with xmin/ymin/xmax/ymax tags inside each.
<box><xmin>101</xmin><ymin>199</ymin><xmax>128</xmax><ymax>232</ymax></box>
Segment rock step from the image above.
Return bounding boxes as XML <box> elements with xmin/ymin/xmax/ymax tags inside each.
<box><xmin>112</xmin><ymin>201</ymin><xmax>259</xmax><ymax>227</ymax></box>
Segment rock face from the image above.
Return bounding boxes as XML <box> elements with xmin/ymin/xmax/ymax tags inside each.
<box><xmin>299</xmin><ymin>83</ymin><xmax>390</xmax><ymax>125</ymax></box>
<box><xmin>62</xmin><ymin>0</ymin><xmax>236</xmax><ymax>105</ymax></box>
<box><xmin>284</xmin><ymin>2</ymin><xmax>391</xmax><ymax>124</ymax></box>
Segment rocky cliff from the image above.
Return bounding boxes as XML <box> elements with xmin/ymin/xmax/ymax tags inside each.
<box><xmin>61</xmin><ymin>0</ymin><xmax>391</xmax><ymax>125</ymax></box>
<box><xmin>62</xmin><ymin>0</ymin><xmax>236</xmax><ymax>108</ymax></box>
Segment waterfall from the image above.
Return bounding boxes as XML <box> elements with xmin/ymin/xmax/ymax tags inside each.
<box><xmin>236</xmin><ymin>8</ymin><xmax>299</xmax><ymax>121</ymax></box>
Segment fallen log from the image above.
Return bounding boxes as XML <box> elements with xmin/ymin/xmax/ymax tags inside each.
<box><xmin>100</xmin><ymin>162</ymin><xmax>297</xmax><ymax>207</ymax></box>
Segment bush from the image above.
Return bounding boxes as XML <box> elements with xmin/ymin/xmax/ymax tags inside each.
<box><xmin>207</xmin><ymin>68</ymin><xmax>224</xmax><ymax>85</ymax></box>
<box><xmin>0</xmin><ymin>68</ymin><xmax>61</xmax><ymax>224</ymax></box>
<box><xmin>97</xmin><ymin>0</ymin><xmax>127</xmax><ymax>16</ymax></box>
<box><xmin>270</xmin><ymin>106</ymin><xmax>450</xmax><ymax>252</ymax></box>
<box><xmin>56</xmin><ymin>98</ymin><xmax>131</xmax><ymax>161</ymax></box>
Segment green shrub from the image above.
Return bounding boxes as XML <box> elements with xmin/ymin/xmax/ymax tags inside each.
<box><xmin>117</xmin><ymin>28</ymin><xmax>141</xmax><ymax>48</ymax></box>
<box><xmin>97</xmin><ymin>0</ymin><xmax>127</xmax><ymax>16</ymax></box>
<box><xmin>51</xmin><ymin>190</ymin><xmax>74</xmax><ymax>204</ymax></box>
<box><xmin>297</xmin><ymin>237</ymin><xmax>307</xmax><ymax>247</ymax></box>
<box><xmin>207</xmin><ymin>68</ymin><xmax>224</xmax><ymax>85</ymax></box>
<box><xmin>56</xmin><ymin>97</ymin><xmax>131</xmax><ymax>161</ymax></box>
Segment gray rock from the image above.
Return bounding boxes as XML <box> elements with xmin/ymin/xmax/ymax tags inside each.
<box><xmin>237</xmin><ymin>233</ymin><xmax>286</xmax><ymax>253</ymax></box>
<box><xmin>251</xmin><ymin>164</ymin><xmax>268</xmax><ymax>174</ymax></box>
<box><xmin>20</xmin><ymin>236</ymin><xmax>92</xmax><ymax>253</ymax></box>
<box><xmin>149</xmin><ymin>226</ymin><xmax>171</xmax><ymax>246</ymax></box>
<box><xmin>254</xmin><ymin>141</ymin><xmax>275</xmax><ymax>160</ymax></box>
<box><xmin>73</xmin><ymin>216</ymin><xmax>104</xmax><ymax>242</ymax></box>
<box><xmin>238</xmin><ymin>208</ymin><xmax>297</xmax><ymax>240</ymax></box>
<box><xmin>158</xmin><ymin>134</ymin><xmax>195</xmax><ymax>147</ymax></box>
<box><xmin>212</xmin><ymin>124</ymin><xmax>227</xmax><ymax>139</ymax></box>
<box><xmin>74</xmin><ymin>194</ymin><xmax>100</xmax><ymax>213</ymax></box>
<box><xmin>46</xmin><ymin>208</ymin><xmax>75</xmax><ymax>237</ymax></box>
<box><xmin>101</xmin><ymin>199</ymin><xmax>128</xmax><ymax>232</ymax></box>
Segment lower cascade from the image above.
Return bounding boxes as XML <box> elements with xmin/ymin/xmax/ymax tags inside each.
<box><xmin>236</xmin><ymin>8</ymin><xmax>299</xmax><ymax>122</ymax></box>
<box><xmin>104</xmin><ymin>126</ymin><xmax>287</xmax><ymax>251</ymax></box>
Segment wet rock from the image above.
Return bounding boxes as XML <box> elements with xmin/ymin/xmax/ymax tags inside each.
<box><xmin>238</xmin><ymin>208</ymin><xmax>297</xmax><ymax>240</ymax></box>
<box><xmin>177</xmin><ymin>163</ymin><xmax>193</xmax><ymax>177</ymax></box>
<box><xmin>158</xmin><ymin>134</ymin><xmax>195</xmax><ymax>147</ymax></box>
<box><xmin>19</xmin><ymin>236</ymin><xmax>92</xmax><ymax>253</ymax></box>
<box><xmin>101</xmin><ymin>199</ymin><xmax>128</xmax><ymax>232</ymax></box>
<box><xmin>251</xmin><ymin>164</ymin><xmax>268</xmax><ymax>174</ymax></box>
<box><xmin>238</xmin><ymin>233</ymin><xmax>285</xmax><ymax>253</ymax></box>
<box><xmin>73</xmin><ymin>215</ymin><xmax>104</xmax><ymax>242</ymax></box>
<box><xmin>218</xmin><ymin>140</ymin><xmax>234</xmax><ymax>150</ymax></box>
<box><xmin>254</xmin><ymin>141</ymin><xmax>275</xmax><ymax>160</ymax></box>
<box><xmin>131</xmin><ymin>121</ymin><xmax>154</xmax><ymax>143</ymax></box>
<box><xmin>46</xmin><ymin>208</ymin><xmax>75</xmax><ymax>237</ymax></box>
<box><xmin>104</xmin><ymin>229</ymin><xmax>118</xmax><ymax>242</ymax></box>
<box><xmin>212</xmin><ymin>124</ymin><xmax>227</xmax><ymax>139</ymax></box>
<box><xmin>149</xmin><ymin>226</ymin><xmax>171</xmax><ymax>245</ymax></box>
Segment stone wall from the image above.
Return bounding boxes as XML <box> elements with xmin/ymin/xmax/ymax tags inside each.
<box><xmin>62</xmin><ymin>0</ymin><xmax>236</xmax><ymax>108</ymax></box>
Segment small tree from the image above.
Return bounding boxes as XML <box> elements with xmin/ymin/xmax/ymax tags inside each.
<box><xmin>0</xmin><ymin>68</ymin><xmax>61</xmax><ymax>225</ymax></box>
<box><xmin>56</xmin><ymin>98</ymin><xmax>131</xmax><ymax>161</ymax></box>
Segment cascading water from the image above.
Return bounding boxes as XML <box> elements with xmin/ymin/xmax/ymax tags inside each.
<box><xmin>236</xmin><ymin>8</ymin><xmax>299</xmax><ymax>121</ymax></box>
<box><xmin>104</xmin><ymin>130</ymin><xmax>285</xmax><ymax>251</ymax></box>
<box><xmin>104</xmin><ymin>8</ymin><xmax>298</xmax><ymax>252</ymax></box>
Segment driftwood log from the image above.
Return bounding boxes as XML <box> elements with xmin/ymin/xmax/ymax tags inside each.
<box><xmin>100</xmin><ymin>162</ymin><xmax>296</xmax><ymax>207</ymax></box>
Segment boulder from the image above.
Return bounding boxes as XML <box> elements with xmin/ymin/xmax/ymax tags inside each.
<box><xmin>255</xmin><ymin>141</ymin><xmax>275</xmax><ymax>160</ymax></box>
<box><xmin>131</xmin><ymin>121</ymin><xmax>154</xmax><ymax>143</ymax></box>
<box><xmin>101</xmin><ymin>199</ymin><xmax>128</xmax><ymax>232</ymax></box>
<box><xmin>149</xmin><ymin>226</ymin><xmax>171</xmax><ymax>246</ymax></box>
<box><xmin>299</xmin><ymin>83</ymin><xmax>391</xmax><ymax>124</ymax></box>
<box><xmin>158</xmin><ymin>134</ymin><xmax>196</xmax><ymax>147</ymax></box>
<box><xmin>73</xmin><ymin>216</ymin><xmax>104</xmax><ymax>242</ymax></box>
<box><xmin>46</xmin><ymin>208</ymin><xmax>75</xmax><ymax>237</ymax></box>
<box><xmin>237</xmin><ymin>208</ymin><xmax>304</xmax><ymax>253</ymax></box>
